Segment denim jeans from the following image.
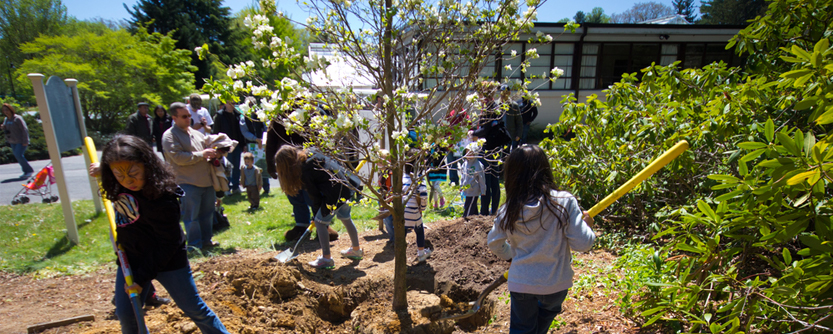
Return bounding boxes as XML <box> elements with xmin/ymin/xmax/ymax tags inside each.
<box><xmin>509</xmin><ymin>289</ymin><xmax>569</xmax><ymax>334</ymax></box>
<box><xmin>261</xmin><ymin>176</ymin><xmax>270</xmax><ymax>194</ymax></box>
<box><xmin>227</xmin><ymin>146</ymin><xmax>242</xmax><ymax>190</ymax></box>
<box><xmin>521</xmin><ymin>123</ymin><xmax>531</xmax><ymax>144</ymax></box>
<box><xmin>447</xmin><ymin>153</ymin><xmax>460</xmax><ymax>186</ymax></box>
<box><xmin>313</xmin><ymin>203</ymin><xmax>359</xmax><ymax>256</ymax></box>
<box><xmin>384</xmin><ymin>215</ymin><xmax>395</xmax><ymax>243</ymax></box>
<box><xmin>179</xmin><ymin>184</ymin><xmax>216</xmax><ymax>249</ymax></box>
<box><xmin>480</xmin><ymin>158</ymin><xmax>501</xmax><ymax>216</ymax></box>
<box><xmin>11</xmin><ymin>143</ymin><xmax>33</xmax><ymax>174</ymax></box>
<box><xmin>114</xmin><ymin>266</ymin><xmax>229</xmax><ymax>334</ymax></box>
<box><xmin>286</xmin><ymin>190</ymin><xmax>312</xmax><ymax>227</ymax></box>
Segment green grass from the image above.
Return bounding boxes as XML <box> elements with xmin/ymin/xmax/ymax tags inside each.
<box><xmin>0</xmin><ymin>182</ymin><xmax>468</xmax><ymax>277</ymax></box>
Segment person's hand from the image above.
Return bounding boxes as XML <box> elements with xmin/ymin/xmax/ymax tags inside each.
<box><xmin>22</xmin><ymin>143</ymin><xmax>27</xmax><ymax>147</ymax></box>
<box><xmin>515</xmin><ymin>136</ymin><xmax>520</xmax><ymax>141</ymax></box>
<box><xmin>124</xmin><ymin>283</ymin><xmax>143</xmax><ymax>295</ymax></box>
<box><xmin>582</xmin><ymin>211</ymin><xmax>594</xmax><ymax>227</ymax></box>
<box><xmin>89</xmin><ymin>162</ymin><xmax>101</xmax><ymax>177</ymax></box>
<box><xmin>203</xmin><ymin>148</ymin><xmax>217</xmax><ymax>159</ymax></box>
<box><xmin>256</xmin><ymin>138</ymin><xmax>262</xmax><ymax>149</ymax></box>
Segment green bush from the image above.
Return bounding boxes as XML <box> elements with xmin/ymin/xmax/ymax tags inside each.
<box><xmin>544</xmin><ymin>0</ymin><xmax>833</xmax><ymax>331</ymax></box>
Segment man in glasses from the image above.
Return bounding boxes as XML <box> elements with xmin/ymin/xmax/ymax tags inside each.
<box><xmin>162</xmin><ymin>102</ymin><xmax>220</xmax><ymax>250</ymax></box>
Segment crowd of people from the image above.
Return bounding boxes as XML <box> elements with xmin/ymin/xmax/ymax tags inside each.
<box><xmin>92</xmin><ymin>80</ymin><xmax>594</xmax><ymax>334</ymax></box>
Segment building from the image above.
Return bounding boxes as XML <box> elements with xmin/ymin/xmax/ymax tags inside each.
<box><xmin>423</xmin><ymin>22</ymin><xmax>745</xmax><ymax>126</ymax></box>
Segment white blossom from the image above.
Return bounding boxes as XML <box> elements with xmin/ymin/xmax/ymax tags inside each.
<box><xmin>551</xmin><ymin>67</ymin><xmax>564</xmax><ymax>77</ymax></box>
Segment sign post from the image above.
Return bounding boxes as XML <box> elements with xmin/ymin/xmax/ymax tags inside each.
<box><xmin>27</xmin><ymin>74</ymin><xmax>88</xmax><ymax>244</ymax></box>
<box><xmin>65</xmin><ymin>79</ymin><xmax>103</xmax><ymax>214</ymax></box>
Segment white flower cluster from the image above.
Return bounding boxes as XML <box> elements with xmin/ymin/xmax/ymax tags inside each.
<box><xmin>525</xmin><ymin>48</ymin><xmax>539</xmax><ymax>59</ymax></box>
<box><xmin>551</xmin><ymin>67</ymin><xmax>564</xmax><ymax>78</ymax></box>
<box><xmin>243</xmin><ymin>14</ymin><xmax>269</xmax><ymax>29</ymax></box>
<box><xmin>226</xmin><ymin>61</ymin><xmax>254</xmax><ymax>79</ymax></box>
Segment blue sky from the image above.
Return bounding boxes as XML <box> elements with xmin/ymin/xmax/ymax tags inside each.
<box><xmin>64</xmin><ymin>0</ymin><xmax>689</xmax><ymax>25</ymax></box>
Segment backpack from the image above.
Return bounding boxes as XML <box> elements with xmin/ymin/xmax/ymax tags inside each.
<box><xmin>487</xmin><ymin>120</ymin><xmax>512</xmax><ymax>148</ymax></box>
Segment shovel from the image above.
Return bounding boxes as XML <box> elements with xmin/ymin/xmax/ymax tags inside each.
<box><xmin>274</xmin><ymin>223</ymin><xmax>316</xmax><ymax>263</ymax></box>
<box><xmin>436</xmin><ymin>140</ymin><xmax>690</xmax><ymax>322</ymax></box>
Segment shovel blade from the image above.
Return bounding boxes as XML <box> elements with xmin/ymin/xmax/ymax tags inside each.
<box><xmin>274</xmin><ymin>248</ymin><xmax>296</xmax><ymax>263</ymax></box>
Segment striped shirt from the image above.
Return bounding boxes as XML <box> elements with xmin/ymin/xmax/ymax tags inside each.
<box><xmin>403</xmin><ymin>174</ymin><xmax>428</xmax><ymax>227</ymax></box>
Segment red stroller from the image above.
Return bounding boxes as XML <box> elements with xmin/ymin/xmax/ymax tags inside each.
<box><xmin>11</xmin><ymin>163</ymin><xmax>59</xmax><ymax>205</ymax></box>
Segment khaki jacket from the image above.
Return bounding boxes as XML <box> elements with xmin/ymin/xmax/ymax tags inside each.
<box><xmin>162</xmin><ymin>125</ymin><xmax>213</xmax><ymax>187</ymax></box>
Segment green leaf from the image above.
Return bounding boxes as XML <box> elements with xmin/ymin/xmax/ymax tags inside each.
<box><xmin>708</xmin><ymin>174</ymin><xmax>740</xmax><ymax>183</ymax></box>
<box><xmin>782</xmin><ymin>248</ymin><xmax>792</xmax><ymax>264</ymax></box>
<box><xmin>777</xmin><ymin>132</ymin><xmax>800</xmax><ymax>156</ymax></box>
<box><xmin>709</xmin><ymin>322</ymin><xmax>724</xmax><ymax>333</ymax></box>
<box><xmin>814</xmin><ymin>38</ymin><xmax>830</xmax><ymax>54</ymax></box>
<box><xmin>790</xmin><ymin>45</ymin><xmax>812</xmax><ymax>61</ymax></box>
<box><xmin>787</xmin><ymin>170</ymin><xmax>815</xmax><ymax>185</ymax></box>
<box><xmin>697</xmin><ymin>200</ymin><xmax>718</xmax><ymax>222</ymax></box>
<box><xmin>641</xmin><ymin>306</ymin><xmax>667</xmax><ymax>317</ymax></box>
<box><xmin>799</xmin><ymin>235</ymin><xmax>833</xmax><ymax>253</ymax></box>
<box><xmin>764</xmin><ymin>119</ymin><xmax>774</xmax><ymax>142</ymax></box>
<box><xmin>781</xmin><ymin>69</ymin><xmax>812</xmax><ymax>78</ymax></box>
<box><xmin>676</xmin><ymin>243</ymin><xmax>704</xmax><ymax>254</ymax></box>
<box><xmin>804</xmin><ymin>132</ymin><xmax>816</xmax><ymax>158</ymax></box>
<box><xmin>740</xmin><ymin>149</ymin><xmax>766</xmax><ymax>162</ymax></box>
<box><xmin>816</xmin><ymin>106</ymin><xmax>833</xmax><ymax>125</ymax></box>
<box><xmin>737</xmin><ymin>142</ymin><xmax>766</xmax><ymax>150</ymax></box>
<box><xmin>738</xmin><ymin>160</ymin><xmax>748</xmax><ymax>176</ymax></box>
<box><xmin>715</xmin><ymin>189</ymin><xmax>743</xmax><ymax>202</ymax></box>
<box><xmin>794</xmin><ymin>97</ymin><xmax>819</xmax><ymax>110</ymax></box>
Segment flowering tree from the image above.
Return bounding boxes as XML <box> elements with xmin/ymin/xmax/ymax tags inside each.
<box><xmin>199</xmin><ymin>0</ymin><xmax>571</xmax><ymax>310</ymax></box>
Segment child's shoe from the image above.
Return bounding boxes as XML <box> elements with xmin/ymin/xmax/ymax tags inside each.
<box><xmin>416</xmin><ymin>248</ymin><xmax>433</xmax><ymax>263</ymax></box>
<box><xmin>340</xmin><ymin>248</ymin><xmax>364</xmax><ymax>260</ymax></box>
<box><xmin>440</xmin><ymin>198</ymin><xmax>446</xmax><ymax>208</ymax></box>
<box><xmin>308</xmin><ymin>256</ymin><xmax>335</xmax><ymax>269</ymax></box>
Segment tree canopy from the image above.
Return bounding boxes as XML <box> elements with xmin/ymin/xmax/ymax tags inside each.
<box><xmin>672</xmin><ymin>0</ymin><xmax>697</xmax><ymax>22</ymax></box>
<box><xmin>0</xmin><ymin>0</ymin><xmax>67</xmax><ymax>100</ymax></box>
<box><xmin>574</xmin><ymin>7</ymin><xmax>611</xmax><ymax>23</ymax></box>
<box><xmin>16</xmin><ymin>22</ymin><xmax>196</xmax><ymax>132</ymax></box>
<box><xmin>126</xmin><ymin>0</ymin><xmax>246</xmax><ymax>88</ymax></box>
<box><xmin>610</xmin><ymin>1</ymin><xmax>675</xmax><ymax>23</ymax></box>
<box><xmin>699</xmin><ymin>0</ymin><xmax>767</xmax><ymax>24</ymax></box>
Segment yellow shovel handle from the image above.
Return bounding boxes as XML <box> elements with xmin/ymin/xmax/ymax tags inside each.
<box><xmin>587</xmin><ymin>140</ymin><xmax>689</xmax><ymax>217</ymax></box>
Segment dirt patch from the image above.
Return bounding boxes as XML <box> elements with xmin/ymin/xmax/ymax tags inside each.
<box><xmin>2</xmin><ymin>216</ymin><xmax>645</xmax><ymax>334</ymax></box>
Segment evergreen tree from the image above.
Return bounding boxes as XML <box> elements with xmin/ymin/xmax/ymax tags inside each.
<box><xmin>699</xmin><ymin>0</ymin><xmax>767</xmax><ymax>25</ymax></box>
<box><xmin>574</xmin><ymin>7</ymin><xmax>610</xmax><ymax>23</ymax></box>
<box><xmin>126</xmin><ymin>0</ymin><xmax>246</xmax><ymax>88</ymax></box>
<box><xmin>673</xmin><ymin>0</ymin><xmax>697</xmax><ymax>22</ymax></box>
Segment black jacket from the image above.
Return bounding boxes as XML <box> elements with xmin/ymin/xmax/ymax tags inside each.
<box><xmin>265</xmin><ymin>119</ymin><xmax>306</xmax><ymax>179</ymax></box>
<box><xmin>521</xmin><ymin>98</ymin><xmax>539</xmax><ymax>124</ymax></box>
<box><xmin>125</xmin><ymin>111</ymin><xmax>153</xmax><ymax>145</ymax></box>
<box><xmin>113</xmin><ymin>187</ymin><xmax>188</xmax><ymax>286</ymax></box>
<box><xmin>302</xmin><ymin>151</ymin><xmax>354</xmax><ymax>219</ymax></box>
<box><xmin>471</xmin><ymin>101</ymin><xmax>508</xmax><ymax>151</ymax></box>
<box><xmin>152</xmin><ymin>115</ymin><xmax>172</xmax><ymax>150</ymax></box>
<box><xmin>212</xmin><ymin>109</ymin><xmax>245</xmax><ymax>143</ymax></box>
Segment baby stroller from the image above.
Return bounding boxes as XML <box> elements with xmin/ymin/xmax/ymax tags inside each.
<box><xmin>11</xmin><ymin>163</ymin><xmax>59</xmax><ymax>205</ymax></box>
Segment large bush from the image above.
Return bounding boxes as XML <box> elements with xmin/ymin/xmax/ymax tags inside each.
<box><xmin>544</xmin><ymin>0</ymin><xmax>832</xmax><ymax>331</ymax></box>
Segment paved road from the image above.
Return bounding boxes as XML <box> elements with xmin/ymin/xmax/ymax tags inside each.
<box><xmin>0</xmin><ymin>153</ymin><xmax>278</xmax><ymax>206</ymax></box>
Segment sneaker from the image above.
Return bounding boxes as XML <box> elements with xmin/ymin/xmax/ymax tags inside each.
<box><xmin>308</xmin><ymin>256</ymin><xmax>335</xmax><ymax>269</ymax></box>
<box><xmin>440</xmin><ymin>198</ymin><xmax>446</xmax><ymax>208</ymax></box>
<box><xmin>20</xmin><ymin>173</ymin><xmax>32</xmax><ymax>179</ymax></box>
<box><xmin>340</xmin><ymin>248</ymin><xmax>364</xmax><ymax>260</ymax></box>
<box><xmin>416</xmin><ymin>248</ymin><xmax>433</xmax><ymax>263</ymax></box>
<box><xmin>145</xmin><ymin>293</ymin><xmax>171</xmax><ymax>307</ymax></box>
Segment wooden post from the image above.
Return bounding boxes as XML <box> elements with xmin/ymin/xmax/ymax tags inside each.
<box><xmin>28</xmin><ymin>73</ymin><xmax>79</xmax><ymax>245</ymax></box>
<box><xmin>64</xmin><ymin>79</ymin><xmax>102</xmax><ymax>214</ymax></box>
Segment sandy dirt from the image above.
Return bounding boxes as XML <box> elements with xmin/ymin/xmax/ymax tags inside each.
<box><xmin>1</xmin><ymin>216</ymin><xmax>646</xmax><ymax>334</ymax></box>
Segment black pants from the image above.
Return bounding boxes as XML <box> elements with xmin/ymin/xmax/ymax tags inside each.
<box><xmin>480</xmin><ymin>158</ymin><xmax>501</xmax><ymax>216</ymax></box>
<box><xmin>464</xmin><ymin>196</ymin><xmax>479</xmax><ymax>217</ymax></box>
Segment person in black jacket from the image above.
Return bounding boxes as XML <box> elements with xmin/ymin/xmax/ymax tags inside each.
<box><xmin>151</xmin><ymin>105</ymin><xmax>172</xmax><ymax>154</ymax></box>
<box><xmin>265</xmin><ymin>118</ymin><xmax>339</xmax><ymax>242</ymax></box>
<box><xmin>94</xmin><ymin>135</ymin><xmax>229</xmax><ymax>334</ymax></box>
<box><xmin>124</xmin><ymin>102</ymin><xmax>153</xmax><ymax>146</ymax></box>
<box><xmin>274</xmin><ymin>145</ymin><xmax>364</xmax><ymax>269</ymax></box>
<box><xmin>213</xmin><ymin>101</ymin><xmax>247</xmax><ymax>192</ymax></box>
<box><xmin>469</xmin><ymin>83</ymin><xmax>508</xmax><ymax>215</ymax></box>
<box><xmin>520</xmin><ymin>96</ymin><xmax>539</xmax><ymax>145</ymax></box>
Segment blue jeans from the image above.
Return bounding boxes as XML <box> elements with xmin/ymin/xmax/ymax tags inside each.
<box><xmin>11</xmin><ymin>143</ymin><xmax>33</xmax><ymax>174</ymax></box>
<box><xmin>480</xmin><ymin>158</ymin><xmax>501</xmax><ymax>216</ymax></box>
<box><xmin>509</xmin><ymin>290</ymin><xmax>568</xmax><ymax>334</ymax></box>
<box><xmin>261</xmin><ymin>176</ymin><xmax>270</xmax><ymax>194</ymax></box>
<box><xmin>227</xmin><ymin>146</ymin><xmax>242</xmax><ymax>190</ymax></box>
<box><xmin>521</xmin><ymin>123</ymin><xmax>531</xmax><ymax>144</ymax></box>
<box><xmin>179</xmin><ymin>184</ymin><xmax>216</xmax><ymax>249</ymax></box>
<box><xmin>286</xmin><ymin>190</ymin><xmax>312</xmax><ymax>227</ymax></box>
<box><xmin>115</xmin><ymin>266</ymin><xmax>229</xmax><ymax>334</ymax></box>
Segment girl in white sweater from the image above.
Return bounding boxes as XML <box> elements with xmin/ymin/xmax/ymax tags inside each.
<box><xmin>487</xmin><ymin>145</ymin><xmax>596</xmax><ymax>334</ymax></box>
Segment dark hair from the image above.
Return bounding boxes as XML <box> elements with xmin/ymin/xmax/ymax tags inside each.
<box><xmin>274</xmin><ymin>145</ymin><xmax>306</xmax><ymax>196</ymax></box>
<box><xmin>169</xmin><ymin>102</ymin><xmax>187</xmax><ymax>117</ymax></box>
<box><xmin>99</xmin><ymin>135</ymin><xmax>177</xmax><ymax>201</ymax></box>
<box><xmin>499</xmin><ymin>145</ymin><xmax>568</xmax><ymax>234</ymax></box>
<box><xmin>2</xmin><ymin>103</ymin><xmax>15</xmax><ymax>115</ymax></box>
<box><xmin>243</xmin><ymin>152</ymin><xmax>254</xmax><ymax>160</ymax></box>
<box><xmin>153</xmin><ymin>105</ymin><xmax>166</xmax><ymax>117</ymax></box>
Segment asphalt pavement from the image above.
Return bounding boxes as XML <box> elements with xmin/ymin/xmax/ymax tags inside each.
<box><xmin>0</xmin><ymin>153</ymin><xmax>277</xmax><ymax>206</ymax></box>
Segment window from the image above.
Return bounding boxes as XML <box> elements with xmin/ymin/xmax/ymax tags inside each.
<box><xmin>660</xmin><ymin>44</ymin><xmax>678</xmax><ymax>66</ymax></box>
<box><xmin>501</xmin><ymin>43</ymin><xmax>524</xmax><ymax>81</ymax></box>
<box><xmin>579</xmin><ymin>44</ymin><xmax>599</xmax><ymax>89</ymax></box>
<box><xmin>599</xmin><ymin>43</ymin><xmax>630</xmax><ymax>88</ymax></box>
<box><xmin>551</xmin><ymin>43</ymin><xmax>573</xmax><ymax>90</ymax></box>
<box><xmin>526</xmin><ymin>43</ymin><xmax>552</xmax><ymax>90</ymax></box>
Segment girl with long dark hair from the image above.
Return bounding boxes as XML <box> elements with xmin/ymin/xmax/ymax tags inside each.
<box><xmin>95</xmin><ymin>135</ymin><xmax>229</xmax><ymax>334</ymax></box>
<box><xmin>274</xmin><ymin>145</ymin><xmax>364</xmax><ymax>269</ymax></box>
<box><xmin>487</xmin><ymin>145</ymin><xmax>596</xmax><ymax>334</ymax></box>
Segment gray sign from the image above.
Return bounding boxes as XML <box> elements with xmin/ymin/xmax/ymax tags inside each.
<box><xmin>45</xmin><ymin>76</ymin><xmax>83</xmax><ymax>152</ymax></box>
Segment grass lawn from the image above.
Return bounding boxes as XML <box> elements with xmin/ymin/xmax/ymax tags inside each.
<box><xmin>0</xmin><ymin>184</ymin><xmax>465</xmax><ymax>278</ymax></box>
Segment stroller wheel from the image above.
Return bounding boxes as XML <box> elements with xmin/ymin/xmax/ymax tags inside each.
<box><xmin>12</xmin><ymin>199</ymin><xmax>20</xmax><ymax>205</ymax></box>
<box><xmin>43</xmin><ymin>198</ymin><xmax>51</xmax><ymax>203</ymax></box>
<box><xmin>21</xmin><ymin>196</ymin><xmax>30</xmax><ymax>204</ymax></box>
<box><xmin>51</xmin><ymin>196</ymin><xmax>59</xmax><ymax>203</ymax></box>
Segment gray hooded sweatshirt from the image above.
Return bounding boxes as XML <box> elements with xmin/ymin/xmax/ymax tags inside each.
<box><xmin>487</xmin><ymin>190</ymin><xmax>595</xmax><ymax>295</ymax></box>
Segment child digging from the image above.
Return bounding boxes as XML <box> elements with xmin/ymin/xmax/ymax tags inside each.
<box><xmin>240</xmin><ymin>152</ymin><xmax>263</xmax><ymax>209</ymax></box>
<box><xmin>487</xmin><ymin>145</ymin><xmax>596</xmax><ymax>334</ymax></box>
<box><xmin>92</xmin><ymin>135</ymin><xmax>229</xmax><ymax>334</ymax></box>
